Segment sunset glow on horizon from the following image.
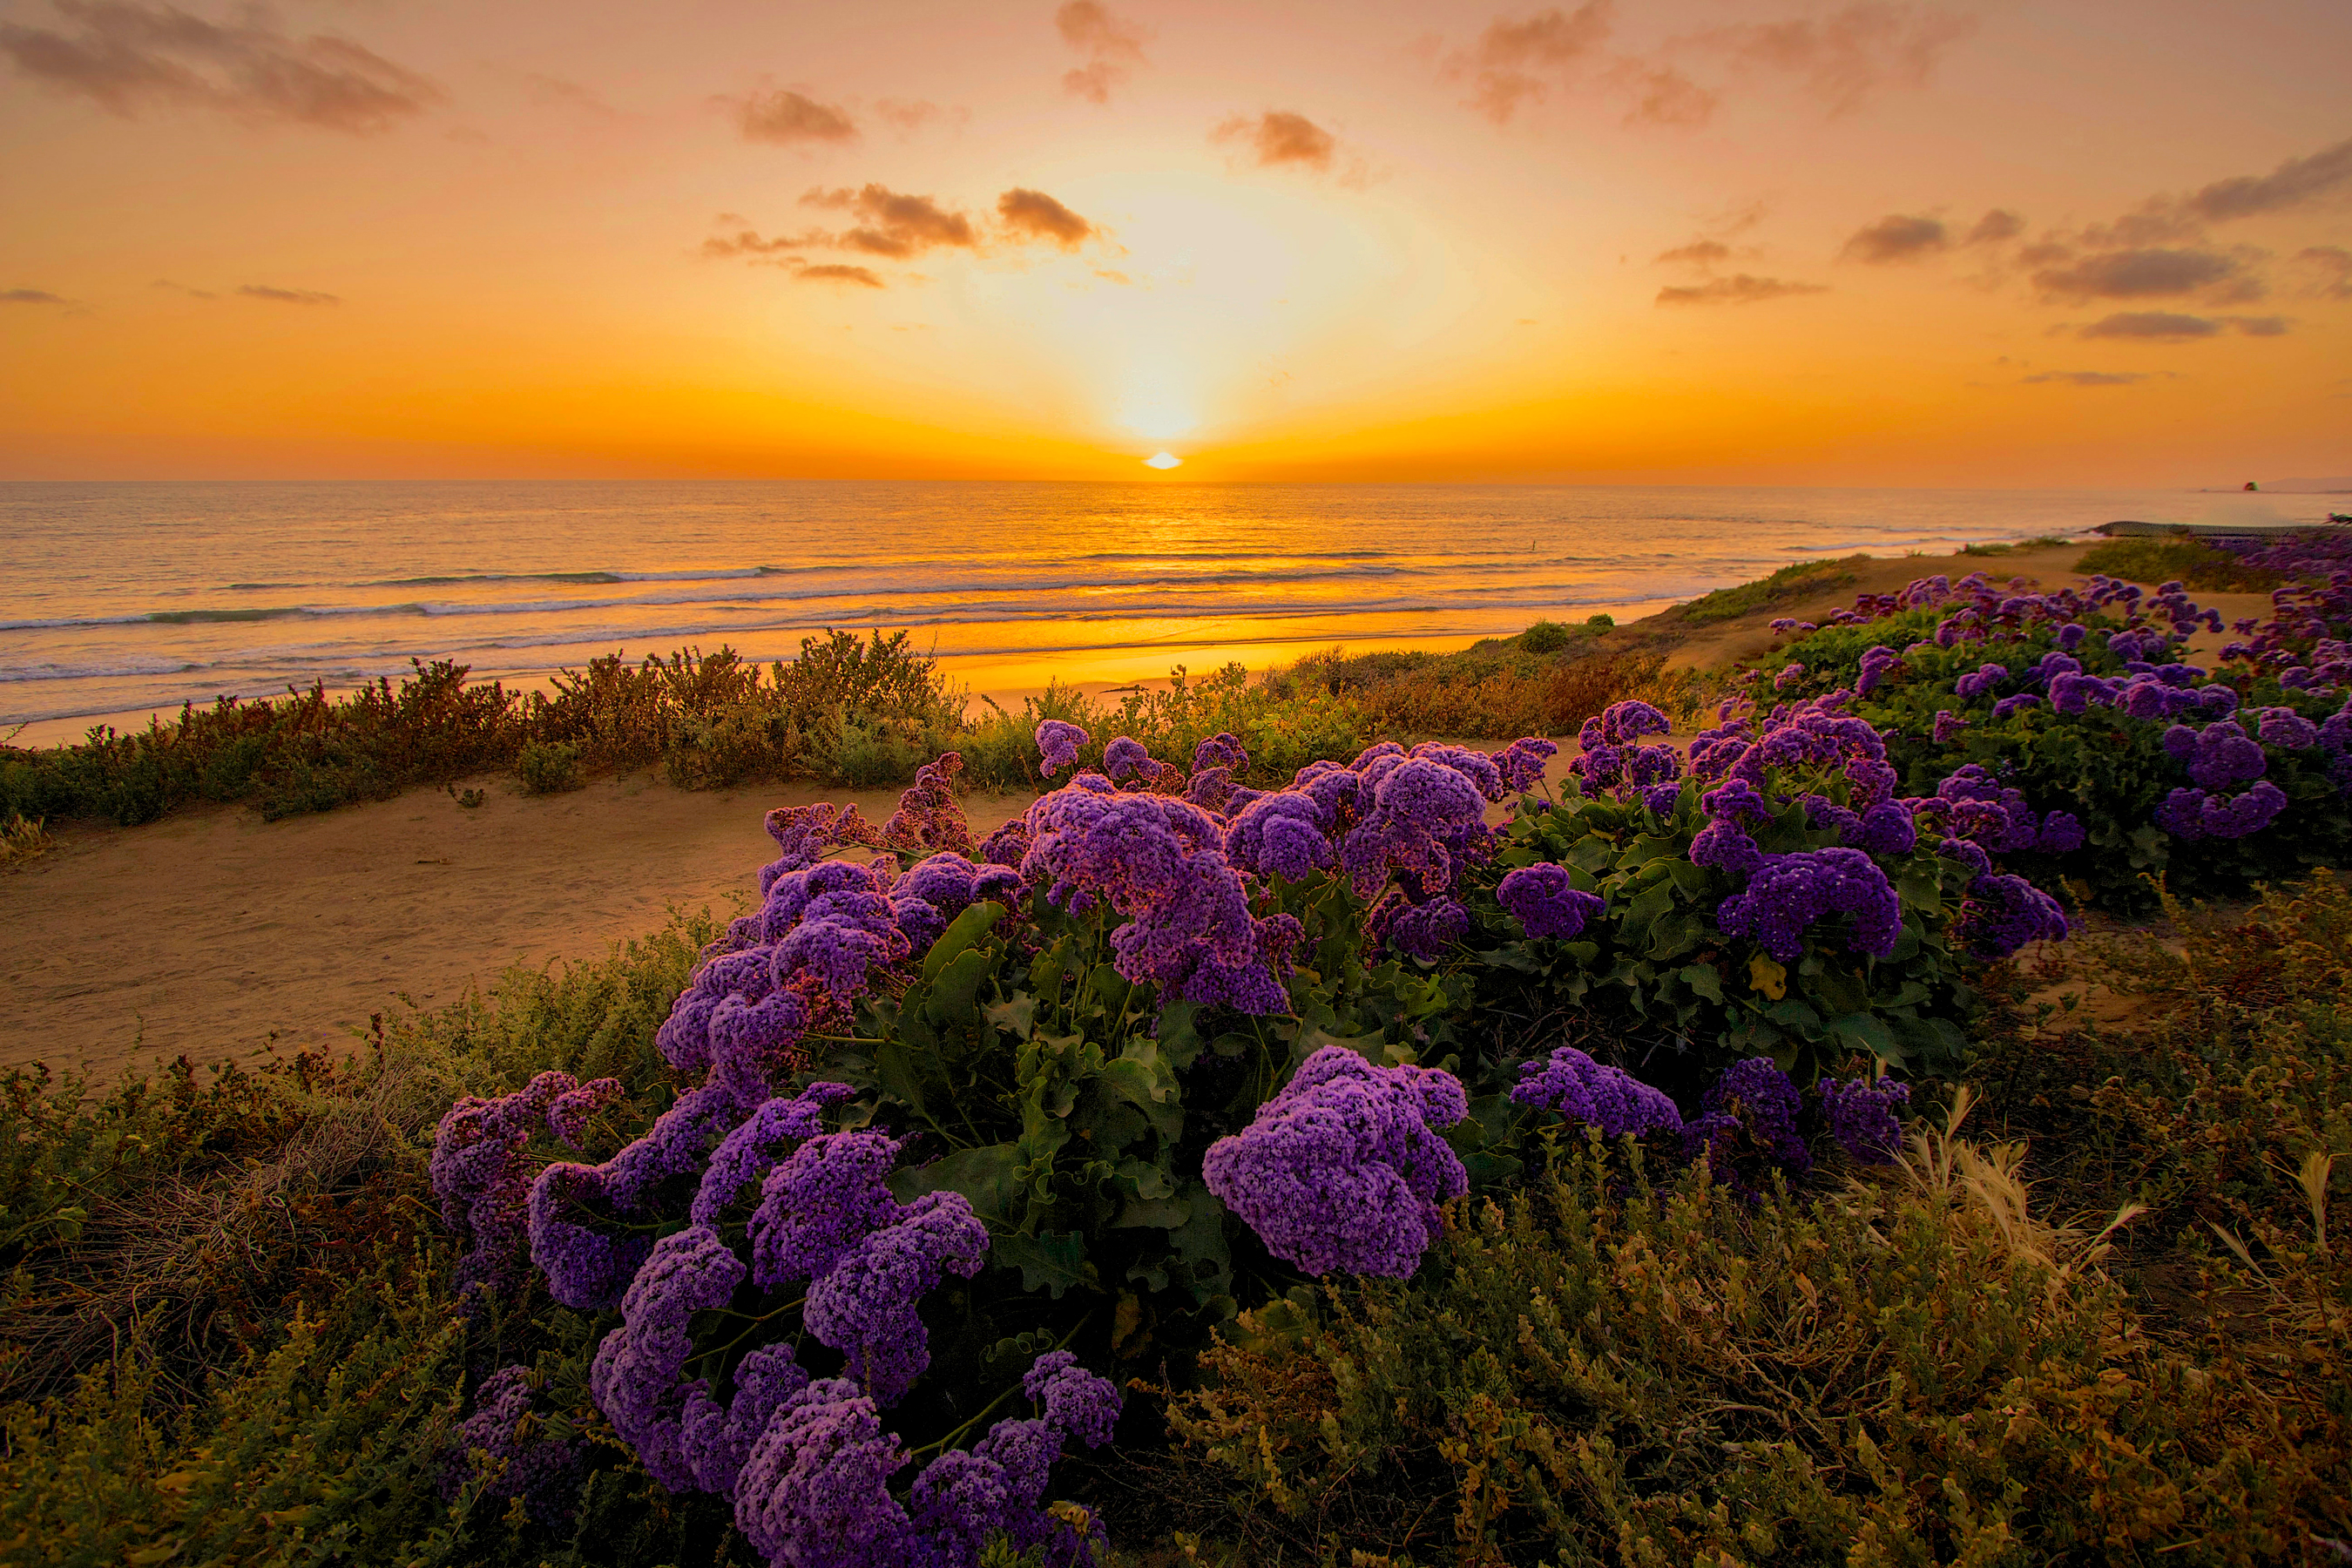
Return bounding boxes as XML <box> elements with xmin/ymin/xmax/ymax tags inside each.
<box><xmin>1</xmin><ymin>0</ymin><xmax>2346</xmax><ymax>486</ymax></box>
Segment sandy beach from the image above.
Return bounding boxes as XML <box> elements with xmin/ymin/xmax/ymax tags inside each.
<box><xmin>0</xmin><ymin>543</ymin><xmax>2249</xmax><ymax>1081</ymax></box>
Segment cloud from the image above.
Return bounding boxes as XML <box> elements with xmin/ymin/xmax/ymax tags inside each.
<box><xmin>1450</xmin><ymin>3</ymin><xmax>1614</xmax><ymax>125</ymax></box>
<box><xmin>732</xmin><ymin>88</ymin><xmax>857</xmax><ymax>145</ymax></box>
<box><xmin>800</xmin><ymin>184</ymin><xmax>977</xmax><ymax>257</ymax></box>
<box><xmin>1605</xmin><ymin>58</ymin><xmax>1717</xmax><ymax>126</ymax></box>
<box><xmin>1211</xmin><ymin>110</ymin><xmax>1338</xmax><ymax>172</ymax></box>
<box><xmin>2</xmin><ymin>287</ymin><xmax>70</xmax><ymax>304</ymax></box>
<box><xmin>520</xmin><ymin>73</ymin><xmax>624</xmax><ymax>121</ymax></box>
<box><xmin>2023</xmin><ymin>370</ymin><xmax>2146</xmax><ymax>386</ymax></box>
<box><xmin>2294</xmin><ymin>245</ymin><xmax>2352</xmax><ymax>300</ymax></box>
<box><xmin>1655</xmin><ymin>274</ymin><xmax>1828</xmax><ymax>306</ymax></box>
<box><xmin>700</xmin><ymin>226</ymin><xmax>805</xmax><ymax>260</ymax></box>
<box><xmin>152</xmin><ymin>278</ymin><xmax>215</xmax><ymax>297</ymax></box>
<box><xmin>2030</xmin><ymin>247</ymin><xmax>2248</xmax><ymax>302</ymax></box>
<box><xmin>0</xmin><ymin>0</ymin><xmax>443</xmax><ymax>132</ymax></box>
<box><xmin>997</xmin><ymin>187</ymin><xmax>1095</xmax><ymax>247</ymax></box>
<box><xmin>796</xmin><ymin>264</ymin><xmax>883</xmax><ymax>287</ymax></box>
<box><xmin>1056</xmin><ymin>1</ymin><xmax>1147</xmax><ymax>105</ymax></box>
<box><xmin>2077</xmin><ymin>311</ymin><xmax>2219</xmax><ymax>341</ymax></box>
<box><xmin>1842</xmin><ymin>213</ymin><xmax>1948</xmax><ymax>263</ymax></box>
<box><xmin>1697</xmin><ymin>3</ymin><xmax>1978</xmax><ymax>116</ymax></box>
<box><xmin>874</xmin><ymin>98</ymin><xmax>958</xmax><ymax>133</ymax></box>
<box><xmin>238</xmin><ymin>283</ymin><xmax>338</xmax><ymax>305</ymax></box>
<box><xmin>2231</xmin><ymin>314</ymin><xmax>2289</xmax><ymax>336</ymax></box>
<box><xmin>2180</xmin><ymin>135</ymin><xmax>2352</xmax><ymax>224</ymax></box>
<box><xmin>1964</xmin><ymin>207</ymin><xmax>2024</xmax><ymax>245</ymax></box>
<box><xmin>1654</xmin><ymin>238</ymin><xmax>1733</xmax><ymax>267</ymax></box>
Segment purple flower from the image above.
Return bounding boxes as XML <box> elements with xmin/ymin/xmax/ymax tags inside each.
<box><xmin>1713</xmin><ymin>848</ymin><xmax>1902</xmax><ymax>963</ymax></box>
<box><xmin>1955</xmin><ymin>663</ymin><xmax>2009</xmax><ymax>701</ymax></box>
<box><xmin>431</xmin><ymin>1069</ymin><xmax>580</xmax><ymax>1301</ymax></box>
<box><xmin>1821</xmin><ymin>1076</ymin><xmax>1909</xmax><ymax>1164</ymax></box>
<box><xmin>2181</xmin><ymin>720</ymin><xmax>2268</xmax><ymax>791</ymax></box>
<box><xmin>1492</xmin><ymin>736</ymin><xmax>1558</xmax><ymax>793</ymax></box>
<box><xmin>2256</xmin><ymin>707</ymin><xmax>2319</xmax><ymax>749</ymax></box>
<box><xmin>1193</xmin><ymin>731</ymin><xmax>1250</xmax><ymax>774</ymax></box>
<box><xmin>445</xmin><ymin>1366</ymin><xmax>584</xmax><ymax>1525</ymax></box>
<box><xmin>1409</xmin><ymin>741</ymin><xmax>1507</xmax><ymax>801</ymax></box>
<box><xmin>1496</xmin><ymin>863</ymin><xmax>1605</xmax><ymax>940</ymax></box>
<box><xmin>693</xmin><ymin>1082</ymin><xmax>856</xmax><ymax>1228</ymax></box>
<box><xmin>1684</xmin><ymin>1058</ymin><xmax>1810</xmax><ymax>1186</ymax></box>
<box><xmin>588</xmin><ymin>1224</ymin><xmax>747</xmax><ymax>1493</ymax></box>
<box><xmin>1381</xmin><ymin>893</ymin><xmax>1470</xmax><ymax>961</ymax></box>
<box><xmin>734</xmin><ymin>1380</ymin><xmax>913</xmax><ymax>1568</ymax></box>
<box><xmin>1855</xmin><ymin>645</ymin><xmax>1902</xmax><ymax>697</ymax></box>
<box><xmin>1952</xmin><ymin>872</ymin><xmax>2070</xmax><ymax>958</ymax></box>
<box><xmin>2038</xmin><ymin>811</ymin><xmax>2085</xmax><ymax>854</ymax></box>
<box><xmin>880</xmin><ymin>752</ymin><xmax>974</xmax><ymax>856</ymax></box>
<box><xmin>1774</xmin><ymin>662</ymin><xmax>1807</xmax><ymax>692</ymax></box>
<box><xmin>2156</xmin><ymin>780</ymin><xmax>2289</xmax><ymax>841</ymax></box>
<box><xmin>804</xmin><ymin>1191</ymin><xmax>990</xmax><ymax>1404</ymax></box>
<box><xmin>1023</xmin><ymin>1350</ymin><xmax>1123</xmax><ymax>1449</ymax></box>
<box><xmin>547</xmin><ymin>1078</ymin><xmax>624</xmax><ymax>1152</ymax></box>
<box><xmin>1990</xmin><ymin>693</ymin><xmax>2043</xmax><ymax>721</ymax></box>
<box><xmin>1201</xmin><ymin>1046</ymin><xmax>1468</xmax><ymax>1279</ymax></box>
<box><xmin>1103</xmin><ymin>736</ymin><xmax>1152</xmax><ymax>782</ymax></box>
<box><xmin>1933</xmin><ymin>709</ymin><xmax>1968</xmax><ymax>743</ymax></box>
<box><xmin>1224</xmin><ymin>790</ymin><xmax>1335</xmax><ymax>882</ymax></box>
<box><xmin>1339</xmin><ymin>757</ymin><xmax>1490</xmax><ymax>896</ymax></box>
<box><xmin>1035</xmin><ymin>720</ymin><xmax>1088</xmax><ymax>778</ymax></box>
<box><xmin>679</xmin><ymin>1342</ymin><xmax>810</xmax><ymax>1496</ymax></box>
<box><xmin>748</xmin><ymin>1131</ymin><xmax>906</xmax><ymax>1289</ymax></box>
<box><xmin>1582</xmin><ymin>700</ymin><xmax>1673</xmax><ymax>747</ymax></box>
<box><xmin>1510</xmin><ymin>1045</ymin><xmax>1681</xmax><ymax>1139</ymax></box>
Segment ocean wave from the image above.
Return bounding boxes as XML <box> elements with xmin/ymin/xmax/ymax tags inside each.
<box><xmin>0</xmin><ymin>658</ymin><xmax>208</xmax><ymax>685</ymax></box>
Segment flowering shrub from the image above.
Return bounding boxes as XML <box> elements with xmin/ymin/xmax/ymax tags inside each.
<box><xmin>1761</xmin><ymin>566</ymin><xmax>2352</xmax><ymax>909</ymax></box>
<box><xmin>1469</xmin><ymin>696</ymin><xmax>2024</xmax><ymax>1083</ymax></box>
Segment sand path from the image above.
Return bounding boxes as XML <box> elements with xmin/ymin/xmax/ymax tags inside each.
<box><xmin>0</xmin><ymin>774</ymin><xmax>1039</xmax><ymax>1080</ymax></box>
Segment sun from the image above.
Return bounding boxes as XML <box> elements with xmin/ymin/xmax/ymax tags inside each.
<box><xmin>1144</xmin><ymin>452</ymin><xmax>1183</xmax><ymax>470</ymax></box>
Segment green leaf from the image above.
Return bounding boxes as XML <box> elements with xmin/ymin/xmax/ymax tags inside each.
<box><xmin>921</xmin><ymin>901</ymin><xmax>1005</xmax><ymax>983</ymax></box>
<box><xmin>994</xmin><ymin>1230</ymin><xmax>1097</xmax><ymax>1297</ymax></box>
<box><xmin>922</xmin><ymin>945</ymin><xmax>995</xmax><ymax>1031</ymax></box>
<box><xmin>873</xmin><ymin>1038</ymin><xmax>945</xmax><ymax>1119</ymax></box>
<box><xmin>1825</xmin><ymin>1011</ymin><xmax>1896</xmax><ymax>1058</ymax></box>
<box><xmin>1680</xmin><ymin>962</ymin><xmax>1726</xmax><ymax>1004</ymax></box>
<box><xmin>889</xmin><ymin>1143</ymin><xmax>1021</xmax><ymax>1226</ymax></box>
<box><xmin>1154</xmin><ymin>999</ymin><xmax>1206</xmax><ymax>1069</ymax></box>
<box><xmin>982</xmin><ymin>991</ymin><xmax>1037</xmax><ymax>1040</ymax></box>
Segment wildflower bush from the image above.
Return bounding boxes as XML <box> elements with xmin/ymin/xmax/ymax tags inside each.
<box><xmin>1759</xmin><ymin>564</ymin><xmax>2352</xmax><ymax>909</ymax></box>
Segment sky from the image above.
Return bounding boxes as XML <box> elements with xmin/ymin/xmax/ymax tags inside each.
<box><xmin>1</xmin><ymin>0</ymin><xmax>2347</xmax><ymax>486</ymax></box>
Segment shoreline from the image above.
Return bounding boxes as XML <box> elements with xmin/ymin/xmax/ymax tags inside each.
<box><xmin>0</xmin><ymin>536</ymin><xmax>2249</xmax><ymax>1079</ymax></box>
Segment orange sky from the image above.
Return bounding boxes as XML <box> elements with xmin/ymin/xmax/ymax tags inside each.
<box><xmin>1</xmin><ymin>0</ymin><xmax>2347</xmax><ymax>485</ymax></box>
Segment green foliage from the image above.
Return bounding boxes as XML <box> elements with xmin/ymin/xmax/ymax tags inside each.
<box><xmin>828</xmin><ymin>868</ymin><xmax>1474</xmax><ymax>1394</ymax></box>
<box><xmin>518</xmin><ymin>740</ymin><xmax>586</xmax><ymax>795</ymax></box>
<box><xmin>1469</xmin><ymin>777</ymin><xmax>1979</xmax><ymax>1085</ymax></box>
<box><xmin>1669</xmin><ymin>557</ymin><xmax>1863</xmax><ymax>625</ymax></box>
<box><xmin>956</xmin><ymin>665</ymin><xmax>1378</xmax><ymax>793</ymax></box>
<box><xmin>1171</xmin><ymin>1135</ymin><xmax>2349</xmax><ymax>1565</ymax></box>
<box><xmin>1</xmin><ymin>812</ymin><xmax>56</xmax><ymax>867</ymax></box>
<box><xmin>1274</xmin><ymin>644</ymin><xmax>1712</xmax><ymax>741</ymax></box>
<box><xmin>1773</xmin><ymin>608</ymin><xmax>2352</xmax><ymax>911</ymax></box>
<box><xmin>2072</xmin><ymin>534</ymin><xmax>2288</xmax><ymax>592</ymax></box>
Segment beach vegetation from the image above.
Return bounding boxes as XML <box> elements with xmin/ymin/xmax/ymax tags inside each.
<box><xmin>518</xmin><ymin>739</ymin><xmax>587</xmax><ymax>794</ymax></box>
<box><xmin>1</xmin><ymin>812</ymin><xmax>54</xmax><ymax>867</ymax></box>
<box><xmin>1665</xmin><ymin>555</ymin><xmax>1865</xmax><ymax>625</ymax></box>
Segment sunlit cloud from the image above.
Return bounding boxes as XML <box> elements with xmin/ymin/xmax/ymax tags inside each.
<box><xmin>2</xmin><ymin>287</ymin><xmax>72</xmax><ymax>305</ymax></box>
<box><xmin>1056</xmin><ymin>0</ymin><xmax>1148</xmax><ymax>105</ymax></box>
<box><xmin>1841</xmin><ymin>213</ymin><xmax>1947</xmax><ymax>263</ymax></box>
<box><xmin>730</xmin><ymin>87</ymin><xmax>859</xmax><ymax>145</ymax></box>
<box><xmin>1211</xmin><ymin>111</ymin><xmax>1339</xmax><ymax>172</ymax></box>
<box><xmin>1655</xmin><ymin>274</ymin><xmax>1828</xmax><ymax>306</ymax></box>
<box><xmin>0</xmin><ymin>0</ymin><xmax>443</xmax><ymax>132</ymax></box>
<box><xmin>997</xmin><ymin>188</ymin><xmax>1097</xmax><ymax>248</ymax></box>
<box><xmin>238</xmin><ymin>284</ymin><xmax>339</xmax><ymax>305</ymax></box>
<box><xmin>2023</xmin><ymin>370</ymin><xmax>2147</xmax><ymax>386</ymax></box>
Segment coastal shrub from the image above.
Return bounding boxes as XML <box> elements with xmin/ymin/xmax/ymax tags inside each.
<box><xmin>519</xmin><ymin>739</ymin><xmax>587</xmax><ymax>794</ymax></box>
<box><xmin>1760</xmin><ymin>566</ymin><xmax>2352</xmax><ymax>909</ymax></box>
<box><xmin>1167</xmin><ymin>1127</ymin><xmax>2348</xmax><ymax>1565</ymax></box>
<box><xmin>1670</xmin><ymin>555</ymin><xmax>1863</xmax><ymax>625</ymax></box>
<box><xmin>2072</xmin><ymin>533</ymin><xmax>2289</xmax><ymax>592</ymax></box>
<box><xmin>1</xmin><ymin>812</ymin><xmax>54</xmax><ymax>866</ymax></box>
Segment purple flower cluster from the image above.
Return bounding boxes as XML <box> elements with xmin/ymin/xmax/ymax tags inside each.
<box><xmin>1571</xmin><ymin>700</ymin><xmax>1683</xmax><ymax>802</ymax></box>
<box><xmin>443</xmin><ymin>1366</ymin><xmax>584</xmax><ymax>1525</ymax></box>
<box><xmin>1202</xmin><ymin>1046</ymin><xmax>1469</xmax><ymax>1278</ymax></box>
<box><xmin>1714</xmin><ymin>848</ymin><xmax>1902</xmax><ymax>963</ymax></box>
<box><xmin>1495</xmin><ymin>862</ymin><xmax>1605</xmax><ymax>940</ymax></box>
<box><xmin>733</xmin><ymin>1352</ymin><xmax>1121</xmax><ymax>1568</ymax></box>
<box><xmin>1510</xmin><ymin>1044</ymin><xmax>1681</xmax><ymax>1139</ymax></box>
<box><xmin>1682</xmin><ymin>1057</ymin><xmax>1811</xmax><ymax>1188</ymax></box>
<box><xmin>430</xmin><ymin>1068</ymin><xmax>622</xmax><ymax>1301</ymax></box>
<box><xmin>1821</xmin><ymin>1075</ymin><xmax>1910</xmax><ymax>1163</ymax></box>
<box><xmin>1036</xmin><ymin>720</ymin><xmax>1088</xmax><ymax>777</ymax></box>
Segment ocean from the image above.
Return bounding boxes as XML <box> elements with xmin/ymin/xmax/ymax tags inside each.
<box><xmin>2</xmin><ymin>480</ymin><xmax>2338</xmax><ymax>746</ymax></box>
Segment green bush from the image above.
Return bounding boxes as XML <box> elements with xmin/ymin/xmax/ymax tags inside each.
<box><xmin>1171</xmin><ymin>1132</ymin><xmax>2348</xmax><ymax>1565</ymax></box>
<box><xmin>2072</xmin><ymin>534</ymin><xmax>2288</xmax><ymax>592</ymax></box>
<box><xmin>518</xmin><ymin>740</ymin><xmax>586</xmax><ymax>795</ymax></box>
